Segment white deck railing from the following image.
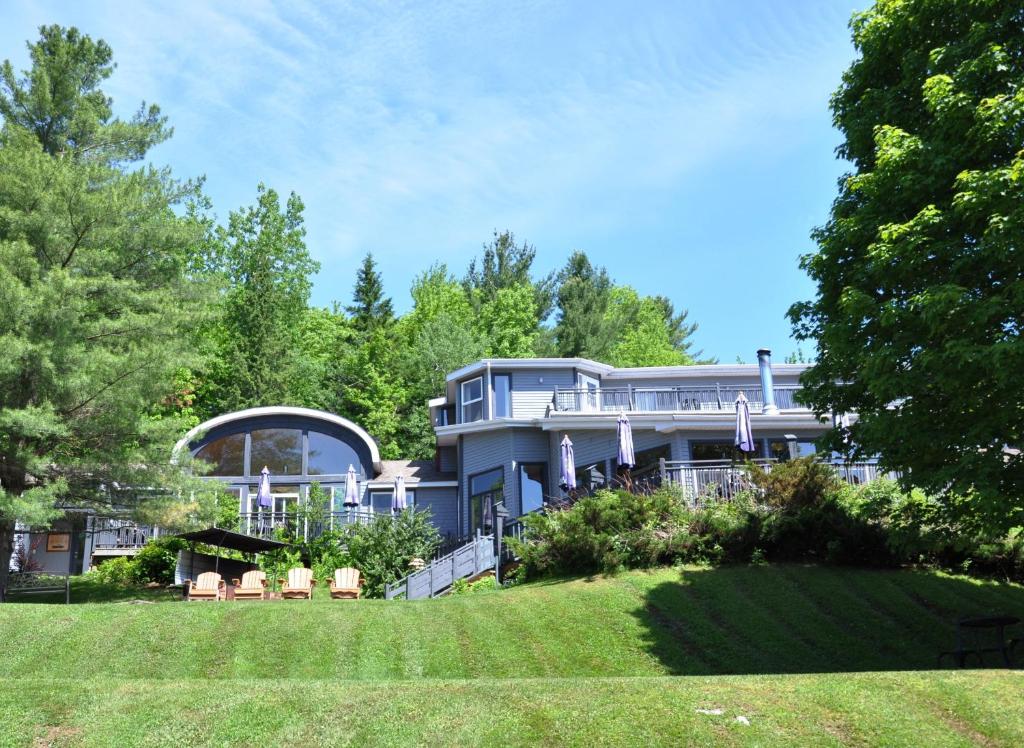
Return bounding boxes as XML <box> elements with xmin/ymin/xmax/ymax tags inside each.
<box><xmin>660</xmin><ymin>459</ymin><xmax>898</xmax><ymax>506</ymax></box>
<box><xmin>552</xmin><ymin>385</ymin><xmax>802</xmax><ymax>413</ymax></box>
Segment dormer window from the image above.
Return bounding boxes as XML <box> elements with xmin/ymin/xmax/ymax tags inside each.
<box><xmin>461</xmin><ymin>377</ymin><xmax>484</xmax><ymax>423</ymax></box>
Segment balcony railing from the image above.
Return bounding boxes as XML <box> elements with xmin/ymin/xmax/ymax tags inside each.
<box><xmin>660</xmin><ymin>459</ymin><xmax>899</xmax><ymax>506</ymax></box>
<box><xmin>238</xmin><ymin>510</ymin><xmax>390</xmax><ymax>541</ymax></box>
<box><xmin>89</xmin><ymin>518</ymin><xmax>156</xmax><ymax>550</ymax></box>
<box><xmin>552</xmin><ymin>385</ymin><xmax>802</xmax><ymax>413</ymax></box>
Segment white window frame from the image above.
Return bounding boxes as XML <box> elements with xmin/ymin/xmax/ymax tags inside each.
<box><xmin>368</xmin><ymin>489</ymin><xmax>416</xmax><ymax>513</ymax></box>
<box><xmin>461</xmin><ymin>376</ymin><xmax>484</xmax><ymax>423</ymax></box>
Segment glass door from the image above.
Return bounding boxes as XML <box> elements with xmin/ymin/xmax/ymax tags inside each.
<box><xmin>577</xmin><ymin>373</ymin><xmax>600</xmax><ymax>411</ymax></box>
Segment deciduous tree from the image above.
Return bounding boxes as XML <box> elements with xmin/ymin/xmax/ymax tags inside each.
<box><xmin>789</xmin><ymin>0</ymin><xmax>1024</xmax><ymax>532</ymax></box>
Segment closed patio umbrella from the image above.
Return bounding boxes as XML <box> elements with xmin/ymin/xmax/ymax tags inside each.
<box><xmin>392</xmin><ymin>475</ymin><xmax>407</xmax><ymax>512</ymax></box>
<box><xmin>256</xmin><ymin>466</ymin><xmax>272</xmax><ymax>508</ymax></box>
<box><xmin>560</xmin><ymin>435</ymin><xmax>576</xmax><ymax>491</ymax></box>
<box><xmin>735</xmin><ymin>392</ymin><xmax>756</xmax><ymax>454</ymax></box>
<box><xmin>617</xmin><ymin>413</ymin><xmax>635</xmax><ymax>469</ymax></box>
<box><xmin>343</xmin><ymin>465</ymin><xmax>360</xmax><ymax>507</ymax></box>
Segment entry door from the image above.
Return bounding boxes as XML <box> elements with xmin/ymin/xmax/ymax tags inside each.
<box><xmin>577</xmin><ymin>373</ymin><xmax>600</xmax><ymax>411</ymax></box>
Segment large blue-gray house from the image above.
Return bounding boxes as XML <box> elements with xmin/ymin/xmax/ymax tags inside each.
<box><xmin>22</xmin><ymin>349</ymin><xmax>879</xmax><ymax>575</ymax></box>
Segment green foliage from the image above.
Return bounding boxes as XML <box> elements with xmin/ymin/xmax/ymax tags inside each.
<box><xmin>463</xmin><ymin>229</ymin><xmax>555</xmax><ymax>323</ymax></box>
<box><xmin>745</xmin><ymin>457</ymin><xmax>844</xmax><ymax>511</ymax></box>
<box><xmin>0</xmin><ymin>25</ymin><xmax>220</xmax><ymax>597</ymax></box>
<box><xmin>198</xmin><ymin>183</ymin><xmax>320</xmax><ymax>413</ymax></box>
<box><xmin>517</xmin><ymin>470</ymin><xmax>1024</xmax><ymax>582</ymax></box>
<box><xmin>604</xmin><ymin>286</ymin><xmax>695</xmax><ymax>367</ymax></box>
<box><xmin>554</xmin><ymin>251</ymin><xmax>615</xmax><ymax>358</ymax></box>
<box><xmin>346</xmin><ymin>252</ymin><xmax>394</xmax><ymax>336</ymax></box>
<box><xmin>515</xmin><ymin>488</ymin><xmax>694</xmax><ymax>576</ymax></box>
<box><xmin>449</xmin><ymin>575</ymin><xmax>498</xmax><ymax>595</ymax></box>
<box><xmin>789</xmin><ymin>0</ymin><xmax>1024</xmax><ymax>533</ymax></box>
<box><xmin>475</xmin><ymin>283</ymin><xmax>538</xmax><ymax>357</ymax></box>
<box><xmin>84</xmin><ymin>557</ymin><xmax>140</xmax><ymax>587</ymax></box>
<box><xmin>336</xmin><ymin>509</ymin><xmax>441</xmax><ymax>598</ymax></box>
<box><xmin>131</xmin><ymin>537</ymin><xmax>187</xmax><ymax>584</ymax></box>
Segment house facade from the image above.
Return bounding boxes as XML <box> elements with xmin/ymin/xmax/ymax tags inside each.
<box><xmin>19</xmin><ymin>348</ymin><xmax>856</xmax><ymax>576</ymax></box>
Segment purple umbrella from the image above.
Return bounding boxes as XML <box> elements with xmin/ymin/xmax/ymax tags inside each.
<box><xmin>735</xmin><ymin>392</ymin><xmax>756</xmax><ymax>453</ymax></box>
<box><xmin>343</xmin><ymin>464</ymin><xmax>360</xmax><ymax>507</ymax></box>
<box><xmin>256</xmin><ymin>466</ymin><xmax>272</xmax><ymax>509</ymax></box>
<box><xmin>617</xmin><ymin>413</ymin><xmax>635</xmax><ymax>469</ymax></box>
<box><xmin>559</xmin><ymin>435</ymin><xmax>576</xmax><ymax>491</ymax></box>
<box><xmin>392</xmin><ymin>475</ymin><xmax>407</xmax><ymax>512</ymax></box>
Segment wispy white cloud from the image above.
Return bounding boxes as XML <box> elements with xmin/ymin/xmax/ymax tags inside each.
<box><xmin>1</xmin><ymin>0</ymin><xmax>860</xmax><ymax>358</ymax></box>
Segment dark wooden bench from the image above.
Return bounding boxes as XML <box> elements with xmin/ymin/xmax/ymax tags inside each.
<box><xmin>938</xmin><ymin>615</ymin><xmax>1021</xmax><ymax>668</ymax></box>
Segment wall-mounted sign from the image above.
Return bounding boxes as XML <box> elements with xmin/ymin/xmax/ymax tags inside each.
<box><xmin>46</xmin><ymin>533</ymin><xmax>71</xmax><ymax>552</ymax></box>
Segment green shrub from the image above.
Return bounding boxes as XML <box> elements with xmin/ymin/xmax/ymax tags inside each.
<box><xmin>85</xmin><ymin>556</ymin><xmax>139</xmax><ymax>587</ymax></box>
<box><xmin>336</xmin><ymin>508</ymin><xmax>441</xmax><ymax>598</ymax></box>
<box><xmin>746</xmin><ymin>457</ymin><xmax>842</xmax><ymax>510</ymax></box>
<box><xmin>450</xmin><ymin>576</ymin><xmax>497</xmax><ymax>595</ymax></box>
<box><xmin>514</xmin><ymin>488</ymin><xmax>693</xmax><ymax>576</ymax></box>
<box><xmin>132</xmin><ymin>537</ymin><xmax>187</xmax><ymax>584</ymax></box>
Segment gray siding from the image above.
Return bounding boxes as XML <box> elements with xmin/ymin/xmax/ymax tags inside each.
<box><xmin>437</xmin><ymin>446</ymin><xmax>457</xmax><ymax>473</ymax></box>
<box><xmin>511</xmin><ymin>369</ymin><xmax>574</xmax><ymax>418</ymax></box>
<box><xmin>414</xmin><ymin>486</ymin><xmax>459</xmax><ymax>538</ymax></box>
<box><xmin>509</xmin><ymin>429</ymin><xmax>550</xmax><ymax>516</ymax></box>
<box><xmin>460</xmin><ymin>430</ymin><xmax>515</xmax><ymax>534</ymax></box>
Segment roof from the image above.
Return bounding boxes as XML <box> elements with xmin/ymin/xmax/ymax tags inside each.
<box><xmin>374</xmin><ymin>459</ymin><xmax>456</xmax><ymax>483</ymax></box>
<box><xmin>174</xmin><ymin>527</ymin><xmax>291</xmax><ymax>554</ymax></box>
<box><xmin>172</xmin><ymin>405</ymin><xmax>382</xmax><ymax>472</ymax></box>
<box><xmin>445</xmin><ymin>358</ymin><xmax>614</xmax><ymax>383</ymax></box>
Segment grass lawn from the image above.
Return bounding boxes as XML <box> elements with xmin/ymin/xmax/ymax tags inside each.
<box><xmin>2</xmin><ymin>564</ymin><xmax>1023</xmax><ymax>746</ymax></box>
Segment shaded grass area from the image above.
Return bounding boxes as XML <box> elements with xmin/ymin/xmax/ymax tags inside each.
<box><xmin>2</xmin><ymin>565</ymin><xmax>1022</xmax><ymax>680</ymax></box>
<box><xmin>6</xmin><ymin>576</ymin><xmax>177</xmax><ymax>605</ymax></box>
<box><xmin>2</xmin><ymin>672</ymin><xmax>1024</xmax><ymax>747</ymax></box>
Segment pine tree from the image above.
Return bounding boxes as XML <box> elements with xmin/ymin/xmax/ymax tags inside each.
<box><xmin>553</xmin><ymin>251</ymin><xmax>615</xmax><ymax>359</ymax></box>
<box><xmin>347</xmin><ymin>252</ymin><xmax>394</xmax><ymax>335</ymax></box>
<box><xmin>0</xmin><ymin>26</ymin><xmax>220</xmax><ymax>599</ymax></box>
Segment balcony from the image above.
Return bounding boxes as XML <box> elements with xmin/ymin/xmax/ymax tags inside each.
<box><xmin>89</xmin><ymin>517</ymin><xmax>156</xmax><ymax>551</ymax></box>
<box><xmin>552</xmin><ymin>385</ymin><xmax>803</xmax><ymax>413</ymax></box>
<box><xmin>660</xmin><ymin>459</ymin><xmax>897</xmax><ymax>505</ymax></box>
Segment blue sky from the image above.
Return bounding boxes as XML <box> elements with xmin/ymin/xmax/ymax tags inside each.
<box><xmin>2</xmin><ymin>0</ymin><xmax>864</xmax><ymax>363</ymax></box>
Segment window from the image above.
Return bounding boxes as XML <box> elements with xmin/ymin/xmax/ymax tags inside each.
<box><xmin>616</xmin><ymin>444</ymin><xmax>671</xmax><ymax>479</ymax></box>
<box><xmin>194</xmin><ymin>433</ymin><xmax>245</xmax><ymax>476</ymax></box>
<box><xmin>767</xmin><ymin>439</ymin><xmax>817</xmax><ymax>462</ymax></box>
<box><xmin>369</xmin><ymin>491</ymin><xmax>393</xmax><ymax>514</ymax></box>
<box><xmin>250</xmin><ymin>428</ymin><xmax>303</xmax><ymax>475</ymax></box>
<box><xmin>519</xmin><ymin>463</ymin><xmax>546</xmax><ymax>514</ymax></box>
<box><xmin>307</xmin><ymin>431</ymin><xmax>360</xmax><ymax>475</ymax></box>
<box><xmin>461</xmin><ymin>377</ymin><xmax>483</xmax><ymax>423</ymax></box>
<box><xmin>690</xmin><ymin>441</ymin><xmax>751</xmax><ymax>462</ymax></box>
<box><xmin>469</xmin><ymin>467</ymin><xmax>503</xmax><ymax>531</ymax></box>
<box><xmin>493</xmin><ymin>374</ymin><xmax>511</xmax><ymax>417</ymax></box>
<box><xmin>369</xmin><ymin>490</ymin><xmax>417</xmax><ymax>514</ymax></box>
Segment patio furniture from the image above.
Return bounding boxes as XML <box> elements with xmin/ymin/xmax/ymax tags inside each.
<box><xmin>279</xmin><ymin>567</ymin><xmax>315</xmax><ymax>600</ymax></box>
<box><xmin>938</xmin><ymin>615</ymin><xmax>1022</xmax><ymax>668</ymax></box>
<box><xmin>185</xmin><ymin>572</ymin><xmax>226</xmax><ymax>601</ymax></box>
<box><xmin>231</xmin><ymin>570</ymin><xmax>268</xmax><ymax>601</ymax></box>
<box><xmin>327</xmin><ymin>567</ymin><xmax>362</xmax><ymax>599</ymax></box>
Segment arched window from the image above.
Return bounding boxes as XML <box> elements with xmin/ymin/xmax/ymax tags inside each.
<box><xmin>307</xmin><ymin>431</ymin><xmax>361</xmax><ymax>475</ymax></box>
<box><xmin>250</xmin><ymin>428</ymin><xmax>303</xmax><ymax>475</ymax></box>
<box><xmin>194</xmin><ymin>433</ymin><xmax>245</xmax><ymax>476</ymax></box>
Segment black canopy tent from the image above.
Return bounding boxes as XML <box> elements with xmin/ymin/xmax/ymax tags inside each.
<box><xmin>174</xmin><ymin>527</ymin><xmax>290</xmax><ymax>576</ymax></box>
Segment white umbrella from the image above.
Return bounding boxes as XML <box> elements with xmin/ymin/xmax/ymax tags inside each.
<box><xmin>343</xmin><ymin>465</ymin><xmax>360</xmax><ymax>507</ymax></box>
<box><xmin>617</xmin><ymin>413</ymin><xmax>636</xmax><ymax>469</ymax></box>
<box><xmin>735</xmin><ymin>392</ymin><xmax>756</xmax><ymax>454</ymax></box>
<box><xmin>392</xmin><ymin>475</ymin><xmax>407</xmax><ymax>512</ymax></box>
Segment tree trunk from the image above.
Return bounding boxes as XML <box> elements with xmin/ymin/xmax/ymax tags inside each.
<box><xmin>0</xmin><ymin>519</ymin><xmax>14</xmax><ymax>603</ymax></box>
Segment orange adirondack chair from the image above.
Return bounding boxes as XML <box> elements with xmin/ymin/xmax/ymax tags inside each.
<box><xmin>327</xmin><ymin>567</ymin><xmax>362</xmax><ymax>599</ymax></box>
<box><xmin>185</xmin><ymin>571</ymin><xmax>226</xmax><ymax>601</ymax></box>
<box><xmin>231</xmin><ymin>570</ymin><xmax>267</xmax><ymax>600</ymax></box>
<box><xmin>279</xmin><ymin>567</ymin><xmax>315</xmax><ymax>600</ymax></box>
